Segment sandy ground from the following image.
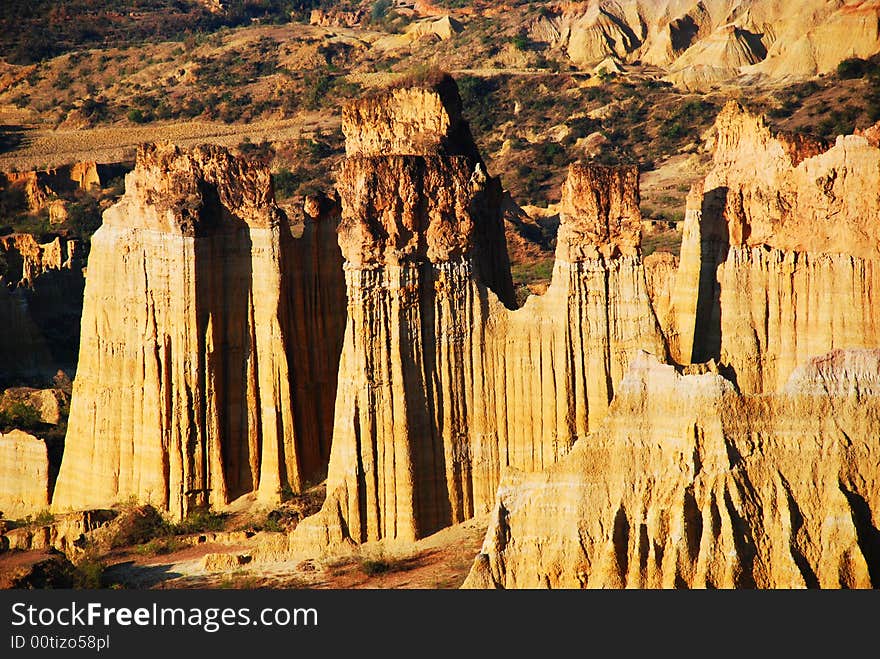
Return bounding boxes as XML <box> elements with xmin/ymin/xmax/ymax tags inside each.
<box><xmin>103</xmin><ymin>515</ymin><xmax>488</xmax><ymax>590</ymax></box>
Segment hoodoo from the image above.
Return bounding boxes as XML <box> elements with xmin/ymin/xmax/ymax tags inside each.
<box><xmin>296</xmin><ymin>76</ymin><xmax>667</xmax><ymax>547</ymax></box>
<box><xmin>52</xmin><ymin>143</ymin><xmax>345</xmax><ymax>518</ymax></box>
<box><xmin>464</xmin><ymin>103</ymin><xmax>880</xmax><ymax>589</ymax></box>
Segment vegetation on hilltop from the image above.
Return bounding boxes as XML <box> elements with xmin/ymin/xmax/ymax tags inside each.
<box><xmin>0</xmin><ymin>0</ymin><xmax>340</xmax><ymax>64</ymax></box>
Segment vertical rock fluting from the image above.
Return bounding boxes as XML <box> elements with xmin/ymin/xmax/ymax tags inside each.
<box><xmin>0</xmin><ymin>430</ymin><xmax>50</xmax><ymax>518</ymax></box>
<box><xmin>465</xmin><ymin>106</ymin><xmax>880</xmax><ymax>589</ymax></box>
<box><xmin>675</xmin><ymin>101</ymin><xmax>880</xmax><ymax>392</ymax></box>
<box><xmin>52</xmin><ymin>143</ymin><xmax>345</xmax><ymax>518</ymax></box>
<box><xmin>465</xmin><ymin>350</ymin><xmax>880</xmax><ymax>589</ymax></box>
<box><xmin>314</xmin><ymin>77</ymin><xmax>517</xmax><ymax>543</ymax></box>
<box><xmin>294</xmin><ymin>80</ymin><xmax>668</xmax><ymax>549</ymax></box>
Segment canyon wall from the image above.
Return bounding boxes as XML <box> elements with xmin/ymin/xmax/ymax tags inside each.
<box><xmin>52</xmin><ymin>144</ymin><xmax>345</xmax><ymax>519</ymax></box>
<box><xmin>676</xmin><ymin>101</ymin><xmax>880</xmax><ymax>393</ymax></box>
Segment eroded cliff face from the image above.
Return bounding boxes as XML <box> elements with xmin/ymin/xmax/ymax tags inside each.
<box><xmin>465</xmin><ymin>350</ymin><xmax>880</xmax><ymax>589</ymax></box>
<box><xmin>0</xmin><ymin>233</ymin><xmax>84</xmax><ymax>385</ymax></box>
<box><xmin>52</xmin><ymin>143</ymin><xmax>345</xmax><ymax>519</ymax></box>
<box><xmin>465</xmin><ymin>102</ymin><xmax>880</xmax><ymax>589</ymax></box>
<box><xmin>527</xmin><ymin>1</ymin><xmax>880</xmax><ymax>87</ymax></box>
<box><xmin>294</xmin><ymin>81</ymin><xmax>666</xmax><ymax>549</ymax></box>
<box><xmin>676</xmin><ymin>101</ymin><xmax>880</xmax><ymax>392</ymax></box>
<box><xmin>302</xmin><ymin>79</ymin><xmax>516</xmax><ymax>545</ymax></box>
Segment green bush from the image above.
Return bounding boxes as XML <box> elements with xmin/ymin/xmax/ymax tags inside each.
<box><xmin>838</xmin><ymin>57</ymin><xmax>869</xmax><ymax>79</ymax></box>
<box><xmin>511</xmin><ymin>33</ymin><xmax>530</xmax><ymax>51</ymax></box>
<box><xmin>272</xmin><ymin>168</ymin><xmax>302</xmax><ymax>199</ymax></box>
<box><xmin>170</xmin><ymin>510</ymin><xmax>228</xmax><ymax>535</ymax></box>
<box><xmin>370</xmin><ymin>0</ymin><xmax>391</xmax><ymax>23</ymax></box>
<box><xmin>127</xmin><ymin>108</ymin><xmax>147</xmax><ymax>123</ymax></box>
<box><xmin>73</xmin><ymin>559</ymin><xmax>105</xmax><ymax>589</ymax></box>
<box><xmin>0</xmin><ymin>401</ymin><xmax>42</xmax><ymax>430</ymax></box>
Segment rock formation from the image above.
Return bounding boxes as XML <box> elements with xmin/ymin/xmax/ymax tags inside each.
<box><xmin>0</xmin><ymin>387</ymin><xmax>69</xmax><ymax>425</ymax></box>
<box><xmin>302</xmin><ymin>76</ymin><xmax>517</xmax><ymax>545</ymax></box>
<box><xmin>22</xmin><ymin>77</ymin><xmax>880</xmax><ymax>589</ymax></box>
<box><xmin>0</xmin><ymin>233</ymin><xmax>80</xmax><ymax>288</ymax></box>
<box><xmin>0</xmin><ymin>233</ymin><xmax>84</xmax><ymax>385</ymax></box>
<box><xmin>530</xmin><ymin>1</ymin><xmax>880</xmax><ymax>87</ymax></box>
<box><xmin>676</xmin><ymin>101</ymin><xmax>880</xmax><ymax>392</ymax></box>
<box><xmin>52</xmin><ymin>143</ymin><xmax>345</xmax><ymax>519</ymax></box>
<box><xmin>0</xmin><ymin>430</ymin><xmax>49</xmax><ymax>518</ymax></box>
<box><xmin>1</xmin><ymin>162</ymin><xmax>111</xmax><ymax>218</ymax></box>
<box><xmin>465</xmin><ymin>350</ymin><xmax>880</xmax><ymax>589</ymax></box>
<box><xmin>294</xmin><ymin>78</ymin><xmax>666</xmax><ymax>548</ymax></box>
<box><xmin>464</xmin><ymin>101</ymin><xmax>880</xmax><ymax>589</ymax></box>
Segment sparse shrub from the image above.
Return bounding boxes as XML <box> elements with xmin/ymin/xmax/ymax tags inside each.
<box><xmin>127</xmin><ymin>108</ymin><xmax>147</xmax><ymax>123</ymax></box>
<box><xmin>0</xmin><ymin>401</ymin><xmax>42</xmax><ymax>430</ymax></box>
<box><xmin>67</xmin><ymin>196</ymin><xmax>103</xmax><ymax>237</ymax></box>
<box><xmin>136</xmin><ymin>537</ymin><xmax>183</xmax><ymax>556</ymax></box>
<box><xmin>272</xmin><ymin>168</ymin><xmax>301</xmax><ymax>199</ymax></box>
<box><xmin>838</xmin><ymin>57</ymin><xmax>869</xmax><ymax>79</ymax></box>
<box><xmin>360</xmin><ymin>558</ymin><xmax>392</xmax><ymax>576</ymax></box>
<box><xmin>358</xmin><ymin>552</ymin><xmax>414</xmax><ymax>576</ymax></box>
<box><xmin>303</xmin><ymin>69</ymin><xmax>334</xmax><ymax>110</ymax></box>
<box><xmin>171</xmin><ymin>510</ymin><xmax>228</xmax><ymax>535</ymax></box>
<box><xmin>11</xmin><ymin>93</ymin><xmax>30</xmax><ymax>109</ymax></box>
<box><xmin>109</xmin><ymin>506</ymin><xmax>172</xmax><ymax>548</ymax></box>
<box><xmin>72</xmin><ymin>559</ymin><xmax>105</xmax><ymax>589</ymax></box>
<box><xmin>511</xmin><ymin>32</ymin><xmax>530</xmax><ymax>51</ymax></box>
<box><xmin>55</xmin><ymin>71</ymin><xmax>72</xmax><ymax>90</ymax></box>
<box><xmin>370</xmin><ymin>0</ymin><xmax>392</xmax><ymax>23</ymax></box>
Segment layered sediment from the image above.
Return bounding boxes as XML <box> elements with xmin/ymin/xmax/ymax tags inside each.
<box><xmin>52</xmin><ymin>144</ymin><xmax>345</xmax><ymax>518</ymax></box>
<box><xmin>297</xmin><ymin>79</ymin><xmax>666</xmax><ymax>548</ymax></box>
<box><xmin>465</xmin><ymin>101</ymin><xmax>880</xmax><ymax>589</ymax></box>
<box><xmin>465</xmin><ymin>351</ymin><xmax>880</xmax><ymax>589</ymax></box>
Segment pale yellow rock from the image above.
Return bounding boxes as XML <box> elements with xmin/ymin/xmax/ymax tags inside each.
<box><xmin>295</xmin><ymin>82</ymin><xmax>666</xmax><ymax>549</ymax></box>
<box><xmin>465</xmin><ymin>350</ymin><xmax>880</xmax><ymax>589</ymax></box>
<box><xmin>0</xmin><ymin>430</ymin><xmax>49</xmax><ymax>518</ymax></box>
<box><xmin>405</xmin><ymin>16</ymin><xmax>463</xmax><ymax>41</ymax></box>
<box><xmin>548</xmin><ymin>0</ymin><xmax>880</xmax><ymax>83</ymax></box>
<box><xmin>2</xmin><ymin>510</ymin><xmax>117</xmax><ymax>557</ymax></box>
<box><xmin>202</xmin><ymin>552</ymin><xmax>252</xmax><ymax>571</ymax></box>
<box><xmin>674</xmin><ymin>102</ymin><xmax>880</xmax><ymax>392</ymax></box>
<box><xmin>69</xmin><ymin>161</ymin><xmax>101</xmax><ymax>190</ymax></box>
<box><xmin>52</xmin><ymin>143</ymin><xmax>346</xmax><ymax>519</ymax></box>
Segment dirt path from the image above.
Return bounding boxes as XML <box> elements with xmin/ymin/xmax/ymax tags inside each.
<box><xmin>0</xmin><ymin>113</ymin><xmax>340</xmax><ymax>170</ymax></box>
<box><xmin>103</xmin><ymin>515</ymin><xmax>488</xmax><ymax>590</ymax></box>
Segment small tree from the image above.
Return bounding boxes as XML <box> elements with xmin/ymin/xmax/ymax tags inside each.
<box><xmin>370</xmin><ymin>0</ymin><xmax>392</xmax><ymax>24</ymax></box>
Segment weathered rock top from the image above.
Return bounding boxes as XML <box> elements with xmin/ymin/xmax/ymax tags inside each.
<box><xmin>341</xmin><ymin>74</ymin><xmax>481</xmax><ymax>160</ymax></box>
<box><xmin>557</xmin><ymin>163</ymin><xmax>642</xmax><ymax>262</ymax></box>
<box><xmin>702</xmin><ymin>101</ymin><xmax>880</xmax><ymax>259</ymax></box>
<box><xmin>104</xmin><ymin>142</ymin><xmax>281</xmax><ymax>235</ymax></box>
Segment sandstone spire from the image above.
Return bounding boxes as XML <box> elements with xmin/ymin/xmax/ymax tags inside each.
<box><xmin>465</xmin><ymin>107</ymin><xmax>880</xmax><ymax>590</ymax></box>
<box><xmin>675</xmin><ymin>101</ymin><xmax>880</xmax><ymax>392</ymax></box>
<box><xmin>295</xmin><ymin>78</ymin><xmax>666</xmax><ymax>548</ymax></box>
<box><xmin>52</xmin><ymin>143</ymin><xmax>345</xmax><ymax>518</ymax></box>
